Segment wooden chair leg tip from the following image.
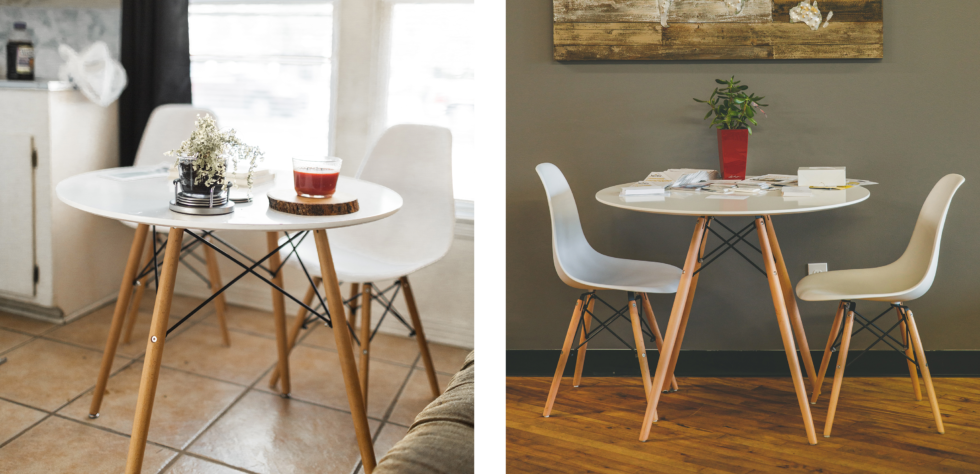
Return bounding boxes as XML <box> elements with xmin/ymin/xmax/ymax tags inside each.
<box><xmin>280</xmin><ymin>393</ymin><xmax>291</xmax><ymax>399</ymax></box>
<box><xmin>823</xmin><ymin>435</ymin><xmax>830</xmax><ymax>438</ymax></box>
<box><xmin>88</xmin><ymin>413</ymin><xmax>99</xmax><ymax>419</ymax></box>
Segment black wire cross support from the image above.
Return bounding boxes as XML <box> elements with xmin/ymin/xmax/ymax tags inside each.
<box><xmin>829</xmin><ymin>301</ymin><xmax>920</xmax><ymax>371</ymax></box>
<box><xmin>569</xmin><ymin>291</ymin><xmax>661</xmax><ymax>354</ymax></box>
<box><xmin>693</xmin><ymin>217</ymin><xmax>767</xmax><ymax>277</ymax></box>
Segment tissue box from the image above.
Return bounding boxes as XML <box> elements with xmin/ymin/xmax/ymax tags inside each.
<box><xmin>798</xmin><ymin>167</ymin><xmax>846</xmax><ymax>188</ymax></box>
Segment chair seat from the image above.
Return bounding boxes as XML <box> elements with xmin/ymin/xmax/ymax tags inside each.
<box><xmin>796</xmin><ymin>263</ymin><xmax>923</xmax><ymax>303</ymax></box>
<box><xmin>281</xmin><ymin>236</ymin><xmax>438</xmax><ymax>282</ymax></box>
<box><xmin>565</xmin><ymin>254</ymin><xmax>682</xmax><ymax>294</ymax></box>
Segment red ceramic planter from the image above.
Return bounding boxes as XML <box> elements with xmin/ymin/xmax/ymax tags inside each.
<box><xmin>717</xmin><ymin>129</ymin><xmax>749</xmax><ymax>180</ymax></box>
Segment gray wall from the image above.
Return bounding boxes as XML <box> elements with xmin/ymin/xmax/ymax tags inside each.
<box><xmin>507</xmin><ymin>0</ymin><xmax>980</xmax><ymax>352</ymax></box>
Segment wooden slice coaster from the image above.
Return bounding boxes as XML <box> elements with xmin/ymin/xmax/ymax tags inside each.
<box><xmin>267</xmin><ymin>188</ymin><xmax>359</xmax><ymax>216</ymax></box>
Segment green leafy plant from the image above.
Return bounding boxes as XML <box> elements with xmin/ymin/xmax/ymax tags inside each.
<box><xmin>693</xmin><ymin>76</ymin><xmax>768</xmax><ymax>134</ymax></box>
<box><xmin>166</xmin><ymin>114</ymin><xmax>264</xmax><ymax>189</ymax></box>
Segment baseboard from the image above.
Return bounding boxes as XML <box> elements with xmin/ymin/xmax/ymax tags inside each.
<box><xmin>507</xmin><ymin>350</ymin><xmax>980</xmax><ymax>377</ymax></box>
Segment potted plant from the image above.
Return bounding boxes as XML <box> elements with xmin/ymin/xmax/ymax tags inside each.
<box><xmin>694</xmin><ymin>76</ymin><xmax>768</xmax><ymax>180</ymax></box>
<box><xmin>166</xmin><ymin>114</ymin><xmax>263</xmax><ymax>205</ymax></box>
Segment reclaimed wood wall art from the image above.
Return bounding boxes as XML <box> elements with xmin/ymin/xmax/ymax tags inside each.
<box><xmin>554</xmin><ymin>0</ymin><xmax>883</xmax><ymax>60</ymax></box>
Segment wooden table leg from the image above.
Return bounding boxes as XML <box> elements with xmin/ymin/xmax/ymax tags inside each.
<box><xmin>756</xmin><ymin>217</ymin><xmax>818</xmax><ymax>445</ymax></box>
<box><xmin>572</xmin><ymin>293</ymin><xmax>595</xmax><ymax>388</ymax></box>
<box><xmin>904</xmin><ymin>309</ymin><xmax>944</xmax><ymax>434</ymax></box>
<box><xmin>266</xmin><ymin>232</ymin><xmax>291</xmax><ymax>396</ymax></box>
<box><xmin>661</xmin><ymin>219</ymin><xmax>711</xmax><ymax>393</ymax></box>
<box><xmin>122</xmin><ymin>239</ymin><xmax>154</xmax><ymax>345</ymax></box>
<box><xmin>125</xmin><ymin>227</ymin><xmax>183</xmax><ymax>473</ymax></box>
<box><xmin>639</xmin><ymin>217</ymin><xmax>706</xmax><ymax>441</ymax></box>
<box><xmin>640</xmin><ymin>293</ymin><xmax>677</xmax><ymax>391</ymax></box>
<box><xmin>764</xmin><ymin>216</ymin><xmax>818</xmax><ymax>393</ymax></box>
<box><xmin>358</xmin><ymin>283</ymin><xmax>373</xmax><ymax>405</ymax></box>
<box><xmin>313</xmin><ymin>230</ymin><xmax>377</xmax><ymax>473</ymax></box>
<box><xmin>269</xmin><ymin>277</ymin><xmax>321</xmax><ymax>388</ymax></box>
<box><xmin>89</xmin><ymin>223</ymin><xmax>149</xmax><ymax>418</ymax></box>
<box><xmin>543</xmin><ymin>296</ymin><xmax>585</xmax><ymax>418</ymax></box>
<box><xmin>401</xmin><ymin>276</ymin><xmax>441</xmax><ymax>398</ymax></box>
<box><xmin>204</xmin><ymin>237</ymin><xmax>231</xmax><ymax>347</ymax></box>
<box><xmin>811</xmin><ymin>301</ymin><xmax>845</xmax><ymax>404</ymax></box>
<box><xmin>897</xmin><ymin>306</ymin><xmax>922</xmax><ymax>401</ymax></box>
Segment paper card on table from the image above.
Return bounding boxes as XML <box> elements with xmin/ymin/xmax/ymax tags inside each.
<box><xmin>706</xmin><ymin>194</ymin><xmax>750</xmax><ymax>200</ymax></box>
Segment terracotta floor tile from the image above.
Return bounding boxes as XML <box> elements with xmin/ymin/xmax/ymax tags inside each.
<box><xmin>163</xmin><ymin>454</ymin><xmax>245</xmax><ymax>474</ymax></box>
<box><xmin>0</xmin><ymin>399</ymin><xmax>46</xmax><ymax>445</ymax></box>
<box><xmin>161</xmin><ymin>325</ymin><xmax>279</xmax><ymax>386</ymax></box>
<box><xmin>255</xmin><ymin>345</ymin><xmax>411</xmax><ymax>419</ymax></box>
<box><xmin>353</xmin><ymin>423</ymin><xmax>409</xmax><ymax>474</ymax></box>
<box><xmin>60</xmin><ymin>362</ymin><xmax>245</xmax><ymax>450</ymax></box>
<box><xmin>199</xmin><ymin>304</ymin><xmax>305</xmax><ymax>340</ymax></box>
<box><xmin>301</xmin><ymin>325</ymin><xmax>421</xmax><ymax>367</ymax></box>
<box><xmin>0</xmin><ymin>328</ymin><xmax>32</xmax><ymax>354</ymax></box>
<box><xmin>138</xmin><ymin>289</ymin><xmax>216</xmax><ymax>319</ymax></box>
<box><xmin>0</xmin><ymin>311</ymin><xmax>54</xmax><ymax>335</ymax></box>
<box><xmin>188</xmin><ymin>390</ymin><xmax>380</xmax><ymax>474</ymax></box>
<box><xmin>47</xmin><ymin>304</ymin><xmax>149</xmax><ymax>358</ymax></box>
<box><xmin>0</xmin><ymin>338</ymin><xmax>129</xmax><ymax>411</ymax></box>
<box><xmin>0</xmin><ymin>416</ymin><xmax>175</xmax><ymax>474</ymax></box>
<box><xmin>387</xmin><ymin>369</ymin><xmax>452</xmax><ymax>427</ymax></box>
<box><xmin>427</xmin><ymin>343</ymin><xmax>471</xmax><ymax>375</ymax></box>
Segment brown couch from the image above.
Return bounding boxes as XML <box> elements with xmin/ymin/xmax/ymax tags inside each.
<box><xmin>375</xmin><ymin>351</ymin><xmax>474</xmax><ymax>474</ymax></box>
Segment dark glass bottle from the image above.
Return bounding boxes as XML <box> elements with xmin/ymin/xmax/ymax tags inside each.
<box><xmin>6</xmin><ymin>22</ymin><xmax>34</xmax><ymax>81</ymax></box>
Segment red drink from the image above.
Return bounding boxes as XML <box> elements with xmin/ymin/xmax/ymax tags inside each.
<box><xmin>293</xmin><ymin>169</ymin><xmax>339</xmax><ymax>198</ymax></box>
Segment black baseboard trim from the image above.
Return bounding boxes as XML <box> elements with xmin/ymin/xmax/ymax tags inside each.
<box><xmin>506</xmin><ymin>350</ymin><xmax>980</xmax><ymax>377</ymax></box>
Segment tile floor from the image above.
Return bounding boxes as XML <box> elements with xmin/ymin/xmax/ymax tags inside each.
<box><xmin>0</xmin><ymin>292</ymin><xmax>470</xmax><ymax>474</ymax></box>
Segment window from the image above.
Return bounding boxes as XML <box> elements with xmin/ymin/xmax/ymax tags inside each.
<box><xmin>188</xmin><ymin>2</ymin><xmax>334</xmax><ymax>170</ymax></box>
<box><xmin>386</xmin><ymin>2</ymin><xmax>476</xmax><ymax>201</ymax></box>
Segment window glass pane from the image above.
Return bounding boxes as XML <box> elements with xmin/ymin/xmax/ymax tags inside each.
<box><xmin>387</xmin><ymin>3</ymin><xmax>475</xmax><ymax>201</ymax></box>
<box><xmin>189</xmin><ymin>2</ymin><xmax>333</xmax><ymax>170</ymax></box>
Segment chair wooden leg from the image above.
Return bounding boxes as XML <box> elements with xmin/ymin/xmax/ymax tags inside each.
<box><xmin>627</xmin><ymin>293</ymin><xmax>653</xmax><ymax>398</ymax></box>
<box><xmin>122</xmin><ymin>239</ymin><xmax>154</xmax><ymax>345</ymax></box>
<box><xmin>543</xmin><ymin>297</ymin><xmax>585</xmax><ymax>418</ymax></box>
<box><xmin>639</xmin><ymin>217</ymin><xmax>706</xmax><ymax>441</ymax></box>
<box><xmin>266</xmin><ymin>232</ymin><xmax>291</xmax><ymax>396</ymax></box>
<box><xmin>349</xmin><ymin>282</ymin><xmax>361</xmax><ymax>330</ymax></box>
<box><xmin>756</xmin><ymin>217</ymin><xmax>818</xmax><ymax>445</ymax></box>
<box><xmin>765</xmin><ymin>216</ymin><xmax>818</xmax><ymax>393</ymax></box>
<box><xmin>661</xmin><ymin>219</ymin><xmax>710</xmax><ymax>393</ymax></box>
<box><xmin>401</xmin><ymin>276</ymin><xmax>441</xmax><ymax>398</ymax></box>
<box><xmin>824</xmin><ymin>307</ymin><xmax>855</xmax><ymax>438</ymax></box>
<box><xmin>268</xmin><ymin>277</ymin><xmax>321</xmax><ymax>388</ymax></box>
<box><xmin>204</xmin><ymin>238</ymin><xmax>231</xmax><ymax>347</ymax></box>
<box><xmin>89</xmin><ymin>224</ymin><xmax>149</xmax><ymax>418</ymax></box>
<box><xmin>811</xmin><ymin>301</ymin><xmax>846</xmax><ymax>404</ymax></box>
<box><xmin>358</xmin><ymin>283</ymin><xmax>373</xmax><ymax>406</ymax></box>
<box><xmin>572</xmin><ymin>293</ymin><xmax>595</xmax><ymax>388</ymax></box>
<box><xmin>897</xmin><ymin>306</ymin><xmax>922</xmax><ymax>401</ymax></box>
<box><xmin>312</xmin><ymin>230</ymin><xmax>376</xmax><ymax>472</ymax></box>
<box><xmin>640</xmin><ymin>293</ymin><xmax>677</xmax><ymax>391</ymax></box>
<box><xmin>904</xmin><ymin>309</ymin><xmax>944</xmax><ymax>434</ymax></box>
<box><xmin>124</xmin><ymin>227</ymin><xmax>183</xmax><ymax>474</ymax></box>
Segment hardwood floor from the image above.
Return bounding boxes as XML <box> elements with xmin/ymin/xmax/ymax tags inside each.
<box><xmin>508</xmin><ymin>376</ymin><xmax>980</xmax><ymax>473</ymax></box>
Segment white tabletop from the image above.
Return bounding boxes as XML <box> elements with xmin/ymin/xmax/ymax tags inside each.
<box><xmin>596</xmin><ymin>183</ymin><xmax>870</xmax><ymax>217</ymax></box>
<box><xmin>57</xmin><ymin>168</ymin><xmax>402</xmax><ymax>231</ymax></box>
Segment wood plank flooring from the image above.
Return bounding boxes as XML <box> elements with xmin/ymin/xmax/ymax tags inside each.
<box><xmin>508</xmin><ymin>376</ymin><xmax>980</xmax><ymax>473</ymax></box>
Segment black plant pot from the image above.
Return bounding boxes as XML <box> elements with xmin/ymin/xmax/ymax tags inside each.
<box><xmin>177</xmin><ymin>156</ymin><xmax>228</xmax><ymax>200</ymax></box>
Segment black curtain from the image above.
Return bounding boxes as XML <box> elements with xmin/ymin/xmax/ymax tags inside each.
<box><xmin>119</xmin><ymin>0</ymin><xmax>192</xmax><ymax>166</ymax></box>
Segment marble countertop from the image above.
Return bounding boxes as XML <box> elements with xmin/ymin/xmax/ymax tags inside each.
<box><xmin>0</xmin><ymin>79</ymin><xmax>73</xmax><ymax>91</ymax></box>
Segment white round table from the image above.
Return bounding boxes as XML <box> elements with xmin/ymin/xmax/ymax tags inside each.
<box><xmin>56</xmin><ymin>168</ymin><xmax>397</xmax><ymax>473</ymax></box>
<box><xmin>595</xmin><ymin>184</ymin><xmax>870</xmax><ymax>445</ymax></box>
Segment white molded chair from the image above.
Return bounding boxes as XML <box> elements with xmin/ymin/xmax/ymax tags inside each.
<box><xmin>799</xmin><ymin>174</ymin><xmax>965</xmax><ymax>438</ymax></box>
<box><xmin>120</xmin><ymin>105</ymin><xmax>231</xmax><ymax>346</ymax></box>
<box><xmin>273</xmin><ymin>124</ymin><xmax>454</xmax><ymax>403</ymax></box>
<box><xmin>536</xmin><ymin>163</ymin><xmax>683</xmax><ymax>417</ymax></box>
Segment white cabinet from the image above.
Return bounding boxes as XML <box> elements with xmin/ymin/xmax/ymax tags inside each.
<box><xmin>0</xmin><ymin>80</ymin><xmax>133</xmax><ymax>323</ymax></box>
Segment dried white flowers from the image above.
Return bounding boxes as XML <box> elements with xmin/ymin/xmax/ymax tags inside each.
<box><xmin>166</xmin><ymin>114</ymin><xmax>264</xmax><ymax>189</ymax></box>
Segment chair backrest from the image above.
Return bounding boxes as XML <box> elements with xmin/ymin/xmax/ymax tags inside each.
<box><xmin>329</xmin><ymin>124</ymin><xmax>455</xmax><ymax>266</ymax></box>
<box><xmin>893</xmin><ymin>174</ymin><xmax>965</xmax><ymax>300</ymax></box>
<box><xmin>535</xmin><ymin>163</ymin><xmax>599</xmax><ymax>289</ymax></box>
<box><xmin>134</xmin><ymin>104</ymin><xmax>217</xmax><ymax>167</ymax></box>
